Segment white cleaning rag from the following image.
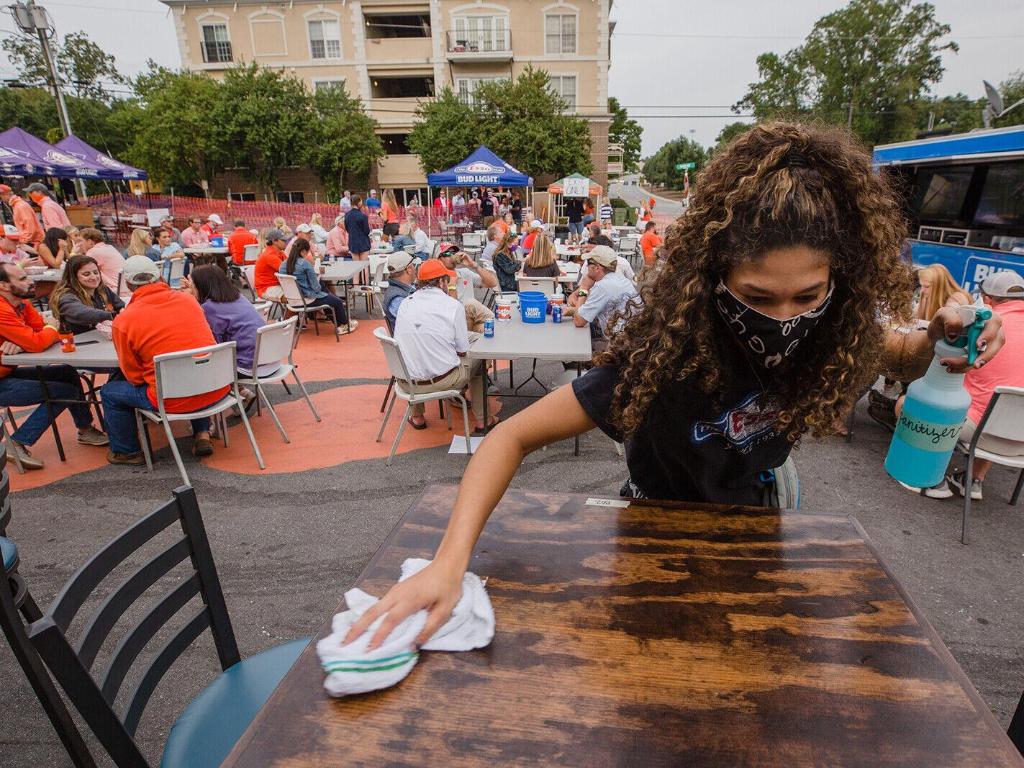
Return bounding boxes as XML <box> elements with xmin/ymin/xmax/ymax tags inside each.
<box><xmin>316</xmin><ymin>558</ymin><xmax>494</xmax><ymax>697</ymax></box>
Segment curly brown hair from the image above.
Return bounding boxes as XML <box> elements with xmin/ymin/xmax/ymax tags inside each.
<box><xmin>597</xmin><ymin>121</ymin><xmax>914</xmax><ymax>441</ymax></box>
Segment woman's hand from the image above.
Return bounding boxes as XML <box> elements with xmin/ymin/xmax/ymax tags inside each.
<box><xmin>179</xmin><ymin>276</ymin><xmax>196</xmax><ymax>297</ymax></box>
<box><xmin>928</xmin><ymin>305</ymin><xmax>1004</xmax><ymax>372</ymax></box>
<box><xmin>342</xmin><ymin>560</ymin><xmax>465</xmax><ymax>650</ymax></box>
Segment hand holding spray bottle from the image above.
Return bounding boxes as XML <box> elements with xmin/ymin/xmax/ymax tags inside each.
<box><xmin>884</xmin><ymin>300</ymin><xmax>992</xmax><ymax>489</ymax></box>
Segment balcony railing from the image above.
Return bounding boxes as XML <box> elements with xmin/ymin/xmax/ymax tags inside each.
<box><xmin>446</xmin><ymin>30</ymin><xmax>512</xmax><ymax>58</ymax></box>
<box><xmin>201</xmin><ymin>40</ymin><xmax>233</xmax><ymax>64</ymax></box>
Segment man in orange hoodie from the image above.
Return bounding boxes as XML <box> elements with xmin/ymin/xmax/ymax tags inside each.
<box><xmin>0</xmin><ymin>263</ymin><xmax>108</xmax><ymax>469</ymax></box>
<box><xmin>100</xmin><ymin>256</ymin><xmax>228</xmax><ymax>465</ymax></box>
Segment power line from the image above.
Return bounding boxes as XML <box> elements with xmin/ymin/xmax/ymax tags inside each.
<box><xmin>612</xmin><ymin>30</ymin><xmax>1024</xmax><ymax>40</ymax></box>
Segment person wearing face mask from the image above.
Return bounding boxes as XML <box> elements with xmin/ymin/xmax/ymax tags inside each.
<box><xmin>24</xmin><ymin>183</ymin><xmax>71</xmax><ymax>230</ymax></box>
<box><xmin>49</xmin><ymin>255</ymin><xmax>125</xmax><ymax>334</ymax></box>
<box><xmin>341</xmin><ymin>122</ymin><xmax>1008</xmax><ymax>652</ymax></box>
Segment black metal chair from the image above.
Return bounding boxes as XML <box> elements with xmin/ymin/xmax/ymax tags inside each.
<box><xmin>2</xmin><ymin>484</ymin><xmax>308</xmax><ymax>767</ymax></box>
<box><xmin>1010</xmin><ymin>694</ymin><xmax>1024</xmax><ymax>757</ymax></box>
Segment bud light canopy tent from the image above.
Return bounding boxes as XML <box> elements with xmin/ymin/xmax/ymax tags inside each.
<box><xmin>54</xmin><ymin>135</ymin><xmax>148</xmax><ymax>180</ymax></box>
<box><xmin>425</xmin><ymin>146</ymin><xmax>533</xmax><ymax>229</ymax></box>
<box><xmin>0</xmin><ymin>126</ymin><xmax>119</xmax><ymax>179</ymax></box>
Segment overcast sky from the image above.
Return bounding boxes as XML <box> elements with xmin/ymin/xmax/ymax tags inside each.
<box><xmin>2</xmin><ymin>0</ymin><xmax>1021</xmax><ymax>155</ymax></box>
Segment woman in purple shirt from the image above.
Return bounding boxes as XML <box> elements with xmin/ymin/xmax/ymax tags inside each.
<box><xmin>185</xmin><ymin>265</ymin><xmax>266</xmax><ymax>372</ymax></box>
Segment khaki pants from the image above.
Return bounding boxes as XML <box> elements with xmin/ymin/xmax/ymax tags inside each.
<box><xmin>402</xmin><ymin>360</ymin><xmax>484</xmax><ymax>421</ymax></box>
<box><xmin>262</xmin><ymin>286</ymin><xmax>284</xmax><ymax>301</ymax></box>
<box><xmin>463</xmin><ymin>298</ymin><xmax>493</xmax><ymax>333</ymax></box>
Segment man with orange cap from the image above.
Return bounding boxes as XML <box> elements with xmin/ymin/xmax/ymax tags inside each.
<box><xmin>24</xmin><ymin>183</ymin><xmax>71</xmax><ymax>230</ymax></box>
<box><xmin>392</xmin><ymin>258</ymin><xmax>492</xmax><ymax>432</ymax></box>
<box><xmin>0</xmin><ymin>184</ymin><xmax>44</xmax><ymax>248</ymax></box>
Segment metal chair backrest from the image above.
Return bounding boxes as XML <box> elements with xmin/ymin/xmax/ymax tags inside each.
<box><xmin>165</xmin><ymin>258</ymin><xmax>185</xmax><ymax>284</ymax></box>
<box><xmin>254</xmin><ymin>317</ymin><xmax>297</xmax><ymax>368</ymax></box>
<box><xmin>275</xmin><ymin>272</ymin><xmax>306</xmax><ymax>306</ymax></box>
<box><xmin>25</xmin><ymin>486</ymin><xmax>240</xmax><ymax>767</ymax></box>
<box><xmin>242</xmin><ymin>243</ymin><xmax>260</xmax><ymax>264</ymax></box>
<box><xmin>241</xmin><ymin>265</ymin><xmax>257</xmax><ymax>296</ymax></box>
<box><xmin>979</xmin><ymin>386</ymin><xmax>1024</xmax><ymax>443</ymax></box>
<box><xmin>618</xmin><ymin>236</ymin><xmax>639</xmax><ymax>252</ymax></box>
<box><xmin>374</xmin><ymin>326</ymin><xmax>430</xmax><ymax>397</ymax></box>
<box><xmin>462</xmin><ymin>232</ymin><xmax>483</xmax><ymax>249</ymax></box>
<box><xmin>368</xmin><ymin>253</ymin><xmax>389</xmax><ymax>286</ymax></box>
<box><xmin>153</xmin><ymin>342</ymin><xmax>237</xmax><ymax>405</ymax></box>
<box><xmin>517</xmin><ymin>276</ymin><xmax>556</xmax><ymax>296</ymax></box>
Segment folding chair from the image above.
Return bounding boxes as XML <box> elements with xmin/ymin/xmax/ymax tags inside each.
<box><xmin>241</xmin><ymin>265</ymin><xmax>258</xmax><ymax>302</ymax></box>
<box><xmin>276</xmin><ymin>273</ymin><xmax>340</xmax><ymax>343</ymax></box>
<box><xmin>163</xmin><ymin>257</ymin><xmax>185</xmax><ymax>286</ymax></box>
<box><xmin>374</xmin><ymin>327</ymin><xmax>471</xmax><ymax>466</ymax></box>
<box><xmin>618</xmin><ymin>236</ymin><xmax>640</xmax><ymax>271</ymax></box>
<box><xmin>236</xmin><ymin>318</ymin><xmax>320</xmax><ymax>444</ymax></box>
<box><xmin>954</xmin><ymin>386</ymin><xmax>1024</xmax><ymax>544</ymax></box>
<box><xmin>351</xmin><ymin>253</ymin><xmax>389</xmax><ymax>318</ymax></box>
<box><xmin>1</xmin><ymin>485</ymin><xmax>308</xmax><ymax>768</ymax></box>
<box><xmin>135</xmin><ymin>341</ymin><xmax>264</xmax><ymax>486</ymax></box>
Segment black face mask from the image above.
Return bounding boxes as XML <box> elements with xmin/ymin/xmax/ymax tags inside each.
<box><xmin>713</xmin><ymin>281</ymin><xmax>834</xmax><ymax>369</ymax></box>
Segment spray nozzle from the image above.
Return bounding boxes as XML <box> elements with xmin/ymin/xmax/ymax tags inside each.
<box><xmin>950</xmin><ymin>302</ymin><xmax>992</xmax><ymax>365</ymax></box>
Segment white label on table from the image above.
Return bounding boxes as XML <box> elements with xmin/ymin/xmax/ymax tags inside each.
<box><xmin>585</xmin><ymin>497</ymin><xmax>630</xmax><ymax>508</ymax></box>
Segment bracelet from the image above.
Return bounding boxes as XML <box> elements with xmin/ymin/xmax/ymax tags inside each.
<box><xmin>577</xmin><ymin>289</ymin><xmax>589</xmax><ymax>298</ymax></box>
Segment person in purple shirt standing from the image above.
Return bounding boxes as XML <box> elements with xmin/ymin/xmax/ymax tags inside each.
<box><xmin>183</xmin><ymin>265</ymin><xmax>267</xmax><ymax>375</ymax></box>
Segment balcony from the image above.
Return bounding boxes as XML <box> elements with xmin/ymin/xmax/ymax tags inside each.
<box><xmin>445</xmin><ymin>31</ymin><xmax>513</xmax><ymax>63</ymax></box>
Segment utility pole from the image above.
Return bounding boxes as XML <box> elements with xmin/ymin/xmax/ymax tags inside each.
<box><xmin>10</xmin><ymin>0</ymin><xmax>86</xmax><ymax>199</ymax></box>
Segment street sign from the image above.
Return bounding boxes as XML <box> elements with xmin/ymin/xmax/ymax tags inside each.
<box><xmin>675</xmin><ymin>162</ymin><xmax>696</xmax><ymax>171</ymax></box>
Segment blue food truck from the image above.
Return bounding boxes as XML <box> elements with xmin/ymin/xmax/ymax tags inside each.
<box><xmin>873</xmin><ymin>125</ymin><xmax>1024</xmax><ymax>293</ymax></box>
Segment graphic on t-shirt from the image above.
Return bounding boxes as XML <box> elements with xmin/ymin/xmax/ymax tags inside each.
<box><xmin>692</xmin><ymin>392</ymin><xmax>780</xmax><ymax>453</ymax></box>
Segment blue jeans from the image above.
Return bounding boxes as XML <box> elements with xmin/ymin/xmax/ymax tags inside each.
<box><xmin>0</xmin><ymin>366</ymin><xmax>94</xmax><ymax>446</ymax></box>
<box><xmin>568</xmin><ymin>221</ymin><xmax>584</xmax><ymax>235</ymax></box>
<box><xmin>100</xmin><ymin>380</ymin><xmax>210</xmax><ymax>455</ymax></box>
<box><xmin>308</xmin><ymin>294</ymin><xmax>349</xmax><ymax>325</ymax></box>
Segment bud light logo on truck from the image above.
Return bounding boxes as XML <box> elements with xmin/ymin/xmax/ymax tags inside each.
<box><xmin>454</xmin><ymin>161</ymin><xmax>506</xmax><ymax>184</ymax></box>
<box><xmin>965</xmin><ymin>257</ymin><xmax>1024</xmax><ymax>294</ymax></box>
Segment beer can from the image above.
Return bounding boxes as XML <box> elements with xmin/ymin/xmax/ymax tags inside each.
<box><xmin>484</xmin><ymin>318</ymin><xmax>495</xmax><ymax>337</ymax></box>
<box><xmin>552</xmin><ymin>304</ymin><xmax>562</xmax><ymax>324</ymax></box>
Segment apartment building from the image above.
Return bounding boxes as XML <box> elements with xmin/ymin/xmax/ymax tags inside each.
<box><xmin>161</xmin><ymin>0</ymin><xmax>613</xmax><ymax>204</ymax></box>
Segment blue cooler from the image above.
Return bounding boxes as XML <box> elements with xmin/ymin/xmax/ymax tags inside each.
<box><xmin>519</xmin><ymin>292</ymin><xmax>547</xmax><ymax>323</ymax></box>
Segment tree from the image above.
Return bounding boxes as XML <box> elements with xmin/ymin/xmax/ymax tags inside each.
<box><xmin>114</xmin><ymin>63</ymin><xmax>222</xmax><ymax>190</ymax></box>
<box><xmin>736</xmin><ymin>0</ymin><xmax>957</xmax><ymax>146</ymax></box>
<box><xmin>642</xmin><ymin>137</ymin><xmax>708</xmax><ymax>190</ymax></box>
<box><xmin>713</xmin><ymin>121</ymin><xmax>753</xmax><ymax>154</ymax></box>
<box><xmin>407</xmin><ymin>67</ymin><xmax>591</xmax><ymax>180</ymax></box>
<box><xmin>210</xmin><ymin>63</ymin><xmax>311</xmax><ymax>190</ymax></box>
<box><xmin>917</xmin><ymin>93</ymin><xmax>983</xmax><ymax>135</ymax></box>
<box><xmin>994</xmin><ymin>70</ymin><xmax>1024</xmax><ymax>128</ymax></box>
<box><xmin>608</xmin><ymin>97</ymin><xmax>642</xmax><ymax>172</ymax></box>
<box><xmin>2</xmin><ymin>31</ymin><xmax>126</xmax><ymax>101</ymax></box>
<box><xmin>305</xmin><ymin>85</ymin><xmax>385</xmax><ymax>198</ymax></box>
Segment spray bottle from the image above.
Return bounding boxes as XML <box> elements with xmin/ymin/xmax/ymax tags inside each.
<box><xmin>884</xmin><ymin>302</ymin><xmax>991</xmax><ymax>488</ymax></box>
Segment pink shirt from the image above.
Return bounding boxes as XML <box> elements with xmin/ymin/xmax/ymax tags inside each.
<box><xmin>966</xmin><ymin>300</ymin><xmax>1024</xmax><ymax>424</ymax></box>
<box><xmin>181</xmin><ymin>226</ymin><xmax>209</xmax><ymax>248</ymax></box>
<box><xmin>39</xmin><ymin>197</ymin><xmax>71</xmax><ymax>230</ymax></box>
<box><xmin>87</xmin><ymin>241</ymin><xmax>128</xmax><ymax>297</ymax></box>
<box><xmin>326</xmin><ymin>225</ymin><xmax>349</xmax><ymax>257</ymax></box>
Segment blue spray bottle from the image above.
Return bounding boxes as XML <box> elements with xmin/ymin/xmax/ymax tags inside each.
<box><xmin>884</xmin><ymin>303</ymin><xmax>991</xmax><ymax>488</ymax></box>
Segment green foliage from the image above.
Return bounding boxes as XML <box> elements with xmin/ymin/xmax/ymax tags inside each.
<box><xmin>918</xmin><ymin>93</ymin><xmax>983</xmax><ymax>134</ymax></box>
<box><xmin>2</xmin><ymin>30</ymin><xmax>126</xmax><ymax>101</ymax></box>
<box><xmin>712</xmin><ymin>121</ymin><xmax>753</xmax><ymax>155</ymax></box>
<box><xmin>608</xmin><ymin>97</ymin><xmax>642</xmax><ymax>172</ymax></box>
<box><xmin>994</xmin><ymin>70</ymin><xmax>1024</xmax><ymax>128</ymax></box>
<box><xmin>642</xmin><ymin>137</ymin><xmax>708</xmax><ymax>191</ymax></box>
<box><xmin>304</xmin><ymin>86</ymin><xmax>385</xmax><ymax>199</ymax></box>
<box><xmin>736</xmin><ymin>0</ymin><xmax>957</xmax><ymax>146</ymax></box>
<box><xmin>408</xmin><ymin>67</ymin><xmax>592</xmax><ymax>179</ymax></box>
<box><xmin>0</xmin><ymin>87</ymin><xmax>57</xmax><ymax>137</ymax></box>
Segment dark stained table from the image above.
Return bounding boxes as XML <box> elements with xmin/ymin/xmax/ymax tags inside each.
<box><xmin>223</xmin><ymin>485</ymin><xmax>1023</xmax><ymax>767</ymax></box>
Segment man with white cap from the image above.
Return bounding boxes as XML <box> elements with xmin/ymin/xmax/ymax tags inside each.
<box><xmin>382</xmin><ymin>251</ymin><xmax>416</xmax><ymax>329</ymax></box>
<box><xmin>24</xmin><ymin>182</ymin><xmax>71</xmax><ymax>230</ymax></box>
<box><xmin>563</xmin><ymin>245</ymin><xmax>638</xmax><ymax>352</ymax></box>
<box><xmin>101</xmin><ymin>256</ymin><xmax>226</xmax><ymax>465</ymax></box>
<box><xmin>941</xmin><ymin>270</ymin><xmax>1024</xmax><ymax>500</ymax></box>
<box><xmin>201</xmin><ymin>213</ymin><xmax>224</xmax><ymax>241</ymax></box>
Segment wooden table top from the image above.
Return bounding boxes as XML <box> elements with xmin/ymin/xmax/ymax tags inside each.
<box><xmin>223</xmin><ymin>486</ymin><xmax>1022</xmax><ymax>768</ymax></box>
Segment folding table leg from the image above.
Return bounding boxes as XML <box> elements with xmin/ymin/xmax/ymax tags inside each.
<box><xmin>36</xmin><ymin>367</ymin><xmax>65</xmax><ymax>462</ymax></box>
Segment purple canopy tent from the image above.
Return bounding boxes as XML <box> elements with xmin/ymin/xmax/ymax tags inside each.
<box><xmin>0</xmin><ymin>127</ymin><xmax>118</xmax><ymax>179</ymax></box>
<box><xmin>54</xmin><ymin>135</ymin><xmax>147</xmax><ymax>180</ymax></box>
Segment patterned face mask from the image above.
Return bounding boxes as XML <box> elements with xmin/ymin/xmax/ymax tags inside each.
<box><xmin>713</xmin><ymin>280</ymin><xmax>834</xmax><ymax>369</ymax></box>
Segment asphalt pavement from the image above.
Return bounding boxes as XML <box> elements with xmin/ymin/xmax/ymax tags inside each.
<box><xmin>0</xmin><ymin>353</ymin><xmax>1022</xmax><ymax>765</ymax></box>
<box><xmin>610</xmin><ymin>174</ymin><xmax>684</xmax><ymax>216</ymax></box>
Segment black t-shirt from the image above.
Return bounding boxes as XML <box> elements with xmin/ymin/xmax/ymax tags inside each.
<box><xmin>564</xmin><ymin>198</ymin><xmax>584</xmax><ymax>223</ymax></box>
<box><xmin>481</xmin><ymin>197</ymin><xmax>494</xmax><ymax>216</ymax></box>
<box><xmin>572</xmin><ymin>358</ymin><xmax>794</xmax><ymax>506</ymax></box>
<box><xmin>510</xmin><ymin>198</ymin><xmax>523</xmax><ymax>221</ymax></box>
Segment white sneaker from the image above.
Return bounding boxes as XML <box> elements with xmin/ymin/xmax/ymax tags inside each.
<box><xmin>947</xmin><ymin>470</ymin><xmax>983</xmax><ymax>501</ymax></box>
<box><xmin>898</xmin><ymin>480</ymin><xmax>953</xmax><ymax>499</ymax></box>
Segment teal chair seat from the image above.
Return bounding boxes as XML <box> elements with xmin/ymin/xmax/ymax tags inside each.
<box><xmin>161</xmin><ymin>637</ymin><xmax>309</xmax><ymax>768</ymax></box>
<box><xmin>0</xmin><ymin>536</ymin><xmax>17</xmax><ymax>571</ymax></box>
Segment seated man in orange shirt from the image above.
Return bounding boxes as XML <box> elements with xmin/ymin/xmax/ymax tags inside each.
<box><xmin>254</xmin><ymin>228</ymin><xmax>287</xmax><ymax>301</ymax></box>
<box><xmin>227</xmin><ymin>218</ymin><xmax>258</xmax><ymax>266</ymax></box>
<box><xmin>639</xmin><ymin>221</ymin><xmax>663</xmax><ymax>266</ymax></box>
<box><xmin>0</xmin><ymin>262</ymin><xmax>108</xmax><ymax>469</ymax></box>
<box><xmin>101</xmin><ymin>256</ymin><xmax>229</xmax><ymax>465</ymax></box>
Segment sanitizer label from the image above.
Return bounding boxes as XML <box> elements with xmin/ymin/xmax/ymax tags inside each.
<box><xmin>893</xmin><ymin>414</ymin><xmax>963</xmax><ymax>452</ymax></box>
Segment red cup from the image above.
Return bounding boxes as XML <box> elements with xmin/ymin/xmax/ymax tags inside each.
<box><xmin>59</xmin><ymin>333</ymin><xmax>76</xmax><ymax>353</ymax></box>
